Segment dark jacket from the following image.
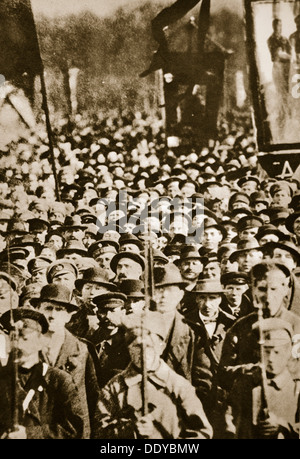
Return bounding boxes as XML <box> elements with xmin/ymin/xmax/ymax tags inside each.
<box><xmin>0</xmin><ymin>360</ymin><xmax>84</xmax><ymax>439</ymax></box>
<box><xmin>41</xmin><ymin>329</ymin><xmax>100</xmax><ymax>439</ymax></box>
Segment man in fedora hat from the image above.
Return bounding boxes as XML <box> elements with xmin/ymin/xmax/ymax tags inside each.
<box><xmin>119</xmin><ymin>279</ymin><xmax>145</xmax><ymax>314</ymax></box>
<box><xmin>94</xmin><ymin>310</ymin><xmax>213</xmax><ymax>439</ymax></box>
<box><xmin>177</xmin><ymin>245</ymin><xmax>203</xmax><ymax>292</ymax></box>
<box><xmin>110</xmin><ymin>251</ymin><xmax>145</xmax><ymax>283</ymax></box>
<box><xmin>61</xmin><ymin>215</ymin><xmax>87</xmax><ymax>243</ymax></box>
<box><xmin>0</xmin><ymin>308</ymin><xmax>84</xmax><ymax>439</ymax></box>
<box><xmin>200</xmin><ymin>218</ymin><xmax>227</xmax><ymax>257</ymax></box>
<box><xmin>152</xmin><ymin>263</ymin><xmax>207</xmax><ymax>393</ymax></box>
<box><xmin>31</xmin><ymin>283</ymin><xmax>101</xmax><ymax>439</ymax></box>
<box><xmin>223</xmin><ymin>318</ymin><xmax>299</xmax><ymax>439</ymax></box>
<box><xmin>229</xmin><ymin>239</ymin><xmax>264</xmax><ymax>273</ymax></box>
<box><xmin>183</xmin><ymin>279</ymin><xmax>236</xmax><ymax>435</ymax></box>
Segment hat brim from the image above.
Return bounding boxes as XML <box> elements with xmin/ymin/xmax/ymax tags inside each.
<box><xmin>75</xmin><ymin>279</ymin><xmax>119</xmax><ymax>291</ymax></box>
<box><xmin>110</xmin><ymin>253</ymin><xmax>145</xmax><ymax>273</ymax></box>
<box><xmin>154</xmin><ymin>281</ymin><xmax>188</xmax><ymax>289</ymax></box>
<box><xmin>30</xmin><ymin>297</ymin><xmax>78</xmax><ymax>312</ymax></box>
<box><xmin>229</xmin><ymin>247</ymin><xmax>263</xmax><ymax>262</ymax></box>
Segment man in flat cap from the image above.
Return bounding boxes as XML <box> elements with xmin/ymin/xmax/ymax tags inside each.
<box><xmin>223</xmin><ymin>318</ymin><xmax>299</xmax><ymax>439</ymax></box>
<box><xmin>94</xmin><ymin>311</ymin><xmax>213</xmax><ymax>439</ymax></box>
<box><xmin>31</xmin><ymin>283</ymin><xmax>101</xmax><ymax>439</ymax></box>
<box><xmin>0</xmin><ymin>308</ymin><xmax>84</xmax><ymax>439</ymax></box>
<box><xmin>89</xmin><ymin>292</ymin><xmax>130</xmax><ymax>388</ymax></box>
<box><xmin>218</xmin><ymin>262</ymin><xmax>300</xmax><ymax>398</ymax></box>
<box><xmin>221</xmin><ymin>272</ymin><xmax>252</xmax><ymax>319</ymax></box>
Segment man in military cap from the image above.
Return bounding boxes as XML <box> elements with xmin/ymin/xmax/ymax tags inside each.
<box><xmin>46</xmin><ymin>258</ymin><xmax>79</xmax><ymax>294</ymax></box>
<box><xmin>27</xmin><ymin>256</ymin><xmax>53</xmax><ymax>286</ymax></box>
<box><xmin>223</xmin><ymin>318</ymin><xmax>299</xmax><ymax>439</ymax></box>
<box><xmin>0</xmin><ymin>308</ymin><xmax>84</xmax><ymax>439</ymax></box>
<box><xmin>94</xmin><ymin>310</ymin><xmax>213</xmax><ymax>439</ymax></box>
<box><xmin>218</xmin><ymin>262</ymin><xmax>300</xmax><ymax>396</ymax></box>
<box><xmin>31</xmin><ymin>283</ymin><xmax>100</xmax><ymax>439</ymax></box>
<box><xmin>221</xmin><ymin>272</ymin><xmax>252</xmax><ymax>319</ymax></box>
<box><xmin>201</xmin><ymin>254</ymin><xmax>222</xmax><ymax>281</ymax></box>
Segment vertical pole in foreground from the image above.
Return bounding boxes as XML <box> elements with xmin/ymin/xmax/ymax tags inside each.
<box><xmin>27</xmin><ymin>1</ymin><xmax>61</xmax><ymax>201</ymax></box>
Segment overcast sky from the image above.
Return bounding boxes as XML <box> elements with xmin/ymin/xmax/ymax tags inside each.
<box><xmin>31</xmin><ymin>0</ymin><xmax>243</xmax><ymax>18</ymax></box>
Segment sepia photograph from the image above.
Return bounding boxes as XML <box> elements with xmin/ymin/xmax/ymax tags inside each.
<box><xmin>0</xmin><ymin>0</ymin><xmax>299</xmax><ymax>445</ymax></box>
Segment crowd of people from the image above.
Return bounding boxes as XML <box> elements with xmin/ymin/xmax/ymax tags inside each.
<box><xmin>0</xmin><ymin>108</ymin><xmax>299</xmax><ymax>439</ymax></box>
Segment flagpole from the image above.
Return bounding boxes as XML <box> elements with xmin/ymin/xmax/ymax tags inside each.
<box><xmin>27</xmin><ymin>0</ymin><xmax>61</xmax><ymax>202</ymax></box>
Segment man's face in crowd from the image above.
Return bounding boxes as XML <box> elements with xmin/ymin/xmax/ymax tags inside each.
<box><xmin>51</xmin><ymin>273</ymin><xmax>76</xmax><ymax>292</ymax></box>
<box><xmin>224</xmin><ymin>283</ymin><xmax>248</xmax><ymax>308</ymax></box>
<box><xmin>196</xmin><ymin>294</ymin><xmax>222</xmax><ymax>319</ymax></box>
<box><xmin>272</xmin><ymin>190</ymin><xmax>291</xmax><ymax>208</ymax></box>
<box><xmin>0</xmin><ymin>279</ymin><xmax>18</xmax><ymax>314</ymax></box>
<box><xmin>16</xmin><ymin>319</ymin><xmax>43</xmax><ymax>364</ymax></box>
<box><xmin>31</xmin><ymin>270</ymin><xmax>47</xmax><ymax>285</ymax></box>
<box><xmin>181</xmin><ymin>183</ymin><xmax>196</xmax><ymax>199</ymax></box>
<box><xmin>239</xmin><ymin>227</ymin><xmax>259</xmax><ymax>241</ymax></box>
<box><xmin>202</xmin><ymin>228</ymin><xmax>223</xmax><ymax>251</ymax></box>
<box><xmin>179</xmin><ymin>259</ymin><xmax>203</xmax><ymax>282</ymax></box>
<box><xmin>82</xmin><ymin>232</ymin><xmax>97</xmax><ymax>248</ymax></box>
<box><xmin>168</xmin><ymin>219</ymin><xmax>189</xmax><ymax>238</ymax></box>
<box><xmin>258</xmin><ymin>234</ymin><xmax>279</xmax><ymax>245</ymax></box>
<box><xmin>128</xmin><ymin>332</ymin><xmax>163</xmax><ymax>373</ymax></box>
<box><xmin>47</xmin><ymin>235</ymin><xmax>64</xmax><ymax>251</ymax></box>
<box><xmin>237</xmin><ymin>249</ymin><xmax>263</xmax><ymax>272</ymax></box>
<box><xmin>115</xmin><ymin>258</ymin><xmax>143</xmax><ymax>281</ymax></box>
<box><xmin>63</xmin><ymin>228</ymin><xmax>85</xmax><ymax>242</ymax></box>
<box><xmin>38</xmin><ymin>302</ymin><xmax>72</xmax><ymax>335</ymax></box>
<box><xmin>167</xmin><ymin>181</ymin><xmax>180</xmax><ymax>198</ymax></box>
<box><xmin>252</xmin><ymin>270</ymin><xmax>290</xmax><ymax>316</ymax></box>
<box><xmin>263</xmin><ymin>342</ymin><xmax>291</xmax><ymax>377</ymax></box>
<box><xmin>154</xmin><ymin>285</ymin><xmax>184</xmax><ymax>314</ymax></box>
<box><xmin>220</xmin><ymin>256</ymin><xmax>239</xmax><ymax>274</ymax></box>
<box><xmin>272</xmin><ymin>248</ymin><xmax>297</xmax><ymax>272</ymax></box>
<box><xmin>240</xmin><ymin>181</ymin><xmax>258</xmax><ymax>195</ymax></box>
<box><xmin>81</xmin><ymin>282</ymin><xmax>110</xmax><ymax>303</ymax></box>
<box><xmin>186</xmin><ymin>168</ymin><xmax>199</xmax><ymax>182</ymax></box>
<box><xmin>202</xmin><ymin>261</ymin><xmax>221</xmax><ymax>279</ymax></box>
<box><xmin>97</xmin><ymin>252</ymin><xmax>116</xmax><ymax>279</ymax></box>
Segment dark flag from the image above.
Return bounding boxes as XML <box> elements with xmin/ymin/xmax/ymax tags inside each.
<box><xmin>0</xmin><ymin>0</ymin><xmax>42</xmax><ymax>99</ymax></box>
